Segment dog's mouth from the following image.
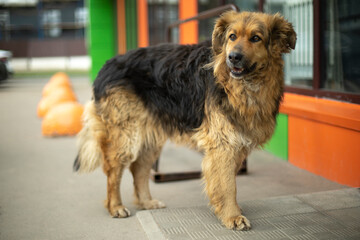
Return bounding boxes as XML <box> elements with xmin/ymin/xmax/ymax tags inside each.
<box><xmin>229</xmin><ymin>63</ymin><xmax>257</xmax><ymax>79</ymax></box>
<box><xmin>230</xmin><ymin>67</ymin><xmax>245</xmax><ymax>78</ymax></box>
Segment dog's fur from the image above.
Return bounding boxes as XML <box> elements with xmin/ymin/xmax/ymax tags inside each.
<box><xmin>74</xmin><ymin>11</ymin><xmax>296</xmax><ymax>230</ymax></box>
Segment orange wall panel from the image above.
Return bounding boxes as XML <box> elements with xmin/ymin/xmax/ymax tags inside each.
<box><xmin>179</xmin><ymin>0</ymin><xmax>198</xmax><ymax>44</ymax></box>
<box><xmin>137</xmin><ymin>0</ymin><xmax>149</xmax><ymax>48</ymax></box>
<box><xmin>289</xmin><ymin>116</ymin><xmax>360</xmax><ymax>187</ymax></box>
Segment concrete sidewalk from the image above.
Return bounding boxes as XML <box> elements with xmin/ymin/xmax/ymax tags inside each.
<box><xmin>0</xmin><ymin>75</ymin><xmax>353</xmax><ymax>240</ymax></box>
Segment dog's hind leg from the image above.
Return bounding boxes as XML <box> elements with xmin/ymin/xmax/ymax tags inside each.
<box><xmin>103</xmin><ymin>159</ymin><xmax>130</xmax><ymax>218</ymax></box>
<box><xmin>102</xmin><ymin>126</ymin><xmax>141</xmax><ymax>218</ymax></box>
<box><xmin>130</xmin><ymin>145</ymin><xmax>166</xmax><ymax>210</ymax></box>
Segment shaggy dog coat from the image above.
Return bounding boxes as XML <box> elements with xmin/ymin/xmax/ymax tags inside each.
<box><xmin>74</xmin><ymin>11</ymin><xmax>296</xmax><ymax>230</ymax></box>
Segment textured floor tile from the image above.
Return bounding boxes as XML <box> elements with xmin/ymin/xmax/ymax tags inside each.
<box><xmin>137</xmin><ymin>189</ymin><xmax>360</xmax><ymax>240</ymax></box>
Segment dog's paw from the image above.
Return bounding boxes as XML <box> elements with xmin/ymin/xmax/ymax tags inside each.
<box><xmin>140</xmin><ymin>199</ymin><xmax>166</xmax><ymax>210</ymax></box>
<box><xmin>110</xmin><ymin>205</ymin><xmax>131</xmax><ymax>218</ymax></box>
<box><xmin>223</xmin><ymin>215</ymin><xmax>251</xmax><ymax>231</ymax></box>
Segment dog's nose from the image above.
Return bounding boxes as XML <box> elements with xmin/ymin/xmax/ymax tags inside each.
<box><xmin>228</xmin><ymin>52</ymin><xmax>243</xmax><ymax>64</ymax></box>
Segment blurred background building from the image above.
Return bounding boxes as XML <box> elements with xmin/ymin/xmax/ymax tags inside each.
<box><xmin>0</xmin><ymin>0</ymin><xmax>89</xmax><ymax>71</ymax></box>
<box><xmin>0</xmin><ymin>0</ymin><xmax>359</xmax><ymax>187</ymax></box>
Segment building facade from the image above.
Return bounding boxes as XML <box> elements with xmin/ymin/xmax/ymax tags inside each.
<box><xmin>0</xmin><ymin>0</ymin><xmax>87</xmax><ymax>57</ymax></box>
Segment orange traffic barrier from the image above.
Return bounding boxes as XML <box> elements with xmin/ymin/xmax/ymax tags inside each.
<box><xmin>39</xmin><ymin>72</ymin><xmax>85</xmax><ymax>137</ymax></box>
<box><xmin>42</xmin><ymin>72</ymin><xmax>72</xmax><ymax>97</ymax></box>
<box><xmin>37</xmin><ymin>87</ymin><xmax>77</xmax><ymax>118</ymax></box>
<box><xmin>49</xmin><ymin>71</ymin><xmax>71</xmax><ymax>85</ymax></box>
<box><xmin>42</xmin><ymin>102</ymin><xmax>84</xmax><ymax>137</ymax></box>
<box><xmin>42</xmin><ymin>82</ymin><xmax>73</xmax><ymax>98</ymax></box>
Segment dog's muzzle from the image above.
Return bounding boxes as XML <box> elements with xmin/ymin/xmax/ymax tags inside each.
<box><xmin>227</xmin><ymin>52</ymin><xmax>256</xmax><ymax>79</ymax></box>
<box><xmin>227</xmin><ymin>52</ymin><xmax>246</xmax><ymax>79</ymax></box>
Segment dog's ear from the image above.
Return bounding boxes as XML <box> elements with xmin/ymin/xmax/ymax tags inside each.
<box><xmin>269</xmin><ymin>13</ymin><xmax>296</xmax><ymax>54</ymax></box>
<box><xmin>212</xmin><ymin>11</ymin><xmax>236</xmax><ymax>55</ymax></box>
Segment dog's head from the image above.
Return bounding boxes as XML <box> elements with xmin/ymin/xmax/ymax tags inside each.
<box><xmin>212</xmin><ymin>11</ymin><xmax>296</xmax><ymax>79</ymax></box>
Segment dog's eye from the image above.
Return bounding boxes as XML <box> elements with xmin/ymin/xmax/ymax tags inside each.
<box><xmin>229</xmin><ymin>34</ymin><xmax>237</xmax><ymax>41</ymax></box>
<box><xmin>250</xmin><ymin>35</ymin><xmax>262</xmax><ymax>43</ymax></box>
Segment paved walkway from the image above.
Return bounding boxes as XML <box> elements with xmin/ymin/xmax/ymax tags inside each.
<box><xmin>138</xmin><ymin>188</ymin><xmax>360</xmax><ymax>240</ymax></box>
<box><xmin>0</xmin><ymin>75</ymin><xmax>354</xmax><ymax>240</ymax></box>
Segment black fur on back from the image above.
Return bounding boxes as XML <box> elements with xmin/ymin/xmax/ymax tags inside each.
<box><xmin>93</xmin><ymin>40</ymin><xmax>219</xmax><ymax>133</ymax></box>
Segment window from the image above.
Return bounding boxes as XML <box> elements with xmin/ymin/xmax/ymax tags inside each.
<box><xmin>148</xmin><ymin>0</ymin><xmax>179</xmax><ymax>45</ymax></box>
<box><xmin>321</xmin><ymin>0</ymin><xmax>360</xmax><ymax>94</ymax></box>
<box><xmin>198</xmin><ymin>0</ymin><xmax>220</xmax><ymax>42</ymax></box>
<box><xmin>265</xmin><ymin>0</ymin><xmax>314</xmax><ymax>88</ymax></box>
<box><xmin>43</xmin><ymin>9</ymin><xmax>61</xmax><ymax>38</ymax></box>
<box><xmin>0</xmin><ymin>0</ymin><xmax>87</xmax><ymax>40</ymax></box>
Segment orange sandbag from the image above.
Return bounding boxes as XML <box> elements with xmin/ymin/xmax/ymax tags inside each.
<box><xmin>42</xmin><ymin>102</ymin><xmax>84</xmax><ymax>136</ymax></box>
<box><xmin>42</xmin><ymin>72</ymin><xmax>72</xmax><ymax>97</ymax></box>
<box><xmin>37</xmin><ymin>88</ymin><xmax>77</xmax><ymax>118</ymax></box>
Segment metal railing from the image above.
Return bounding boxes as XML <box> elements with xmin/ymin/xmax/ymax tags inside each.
<box><xmin>165</xmin><ymin>4</ymin><xmax>239</xmax><ymax>43</ymax></box>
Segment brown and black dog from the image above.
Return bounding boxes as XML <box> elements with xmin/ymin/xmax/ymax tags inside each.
<box><xmin>74</xmin><ymin>11</ymin><xmax>296</xmax><ymax>230</ymax></box>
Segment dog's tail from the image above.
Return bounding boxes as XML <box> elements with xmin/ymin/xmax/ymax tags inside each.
<box><xmin>73</xmin><ymin>101</ymin><xmax>106</xmax><ymax>173</ymax></box>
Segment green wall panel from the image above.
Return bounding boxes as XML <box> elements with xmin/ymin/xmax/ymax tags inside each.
<box><xmin>87</xmin><ymin>0</ymin><xmax>117</xmax><ymax>82</ymax></box>
<box><xmin>125</xmin><ymin>0</ymin><xmax>138</xmax><ymax>51</ymax></box>
<box><xmin>264</xmin><ymin>113</ymin><xmax>288</xmax><ymax>160</ymax></box>
<box><xmin>87</xmin><ymin>0</ymin><xmax>138</xmax><ymax>81</ymax></box>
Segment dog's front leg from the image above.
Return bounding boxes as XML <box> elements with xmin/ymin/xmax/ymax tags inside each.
<box><xmin>202</xmin><ymin>147</ymin><xmax>251</xmax><ymax>230</ymax></box>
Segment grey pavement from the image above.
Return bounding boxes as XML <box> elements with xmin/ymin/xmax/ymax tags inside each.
<box><xmin>0</xmin><ymin>75</ymin><xmax>354</xmax><ymax>240</ymax></box>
